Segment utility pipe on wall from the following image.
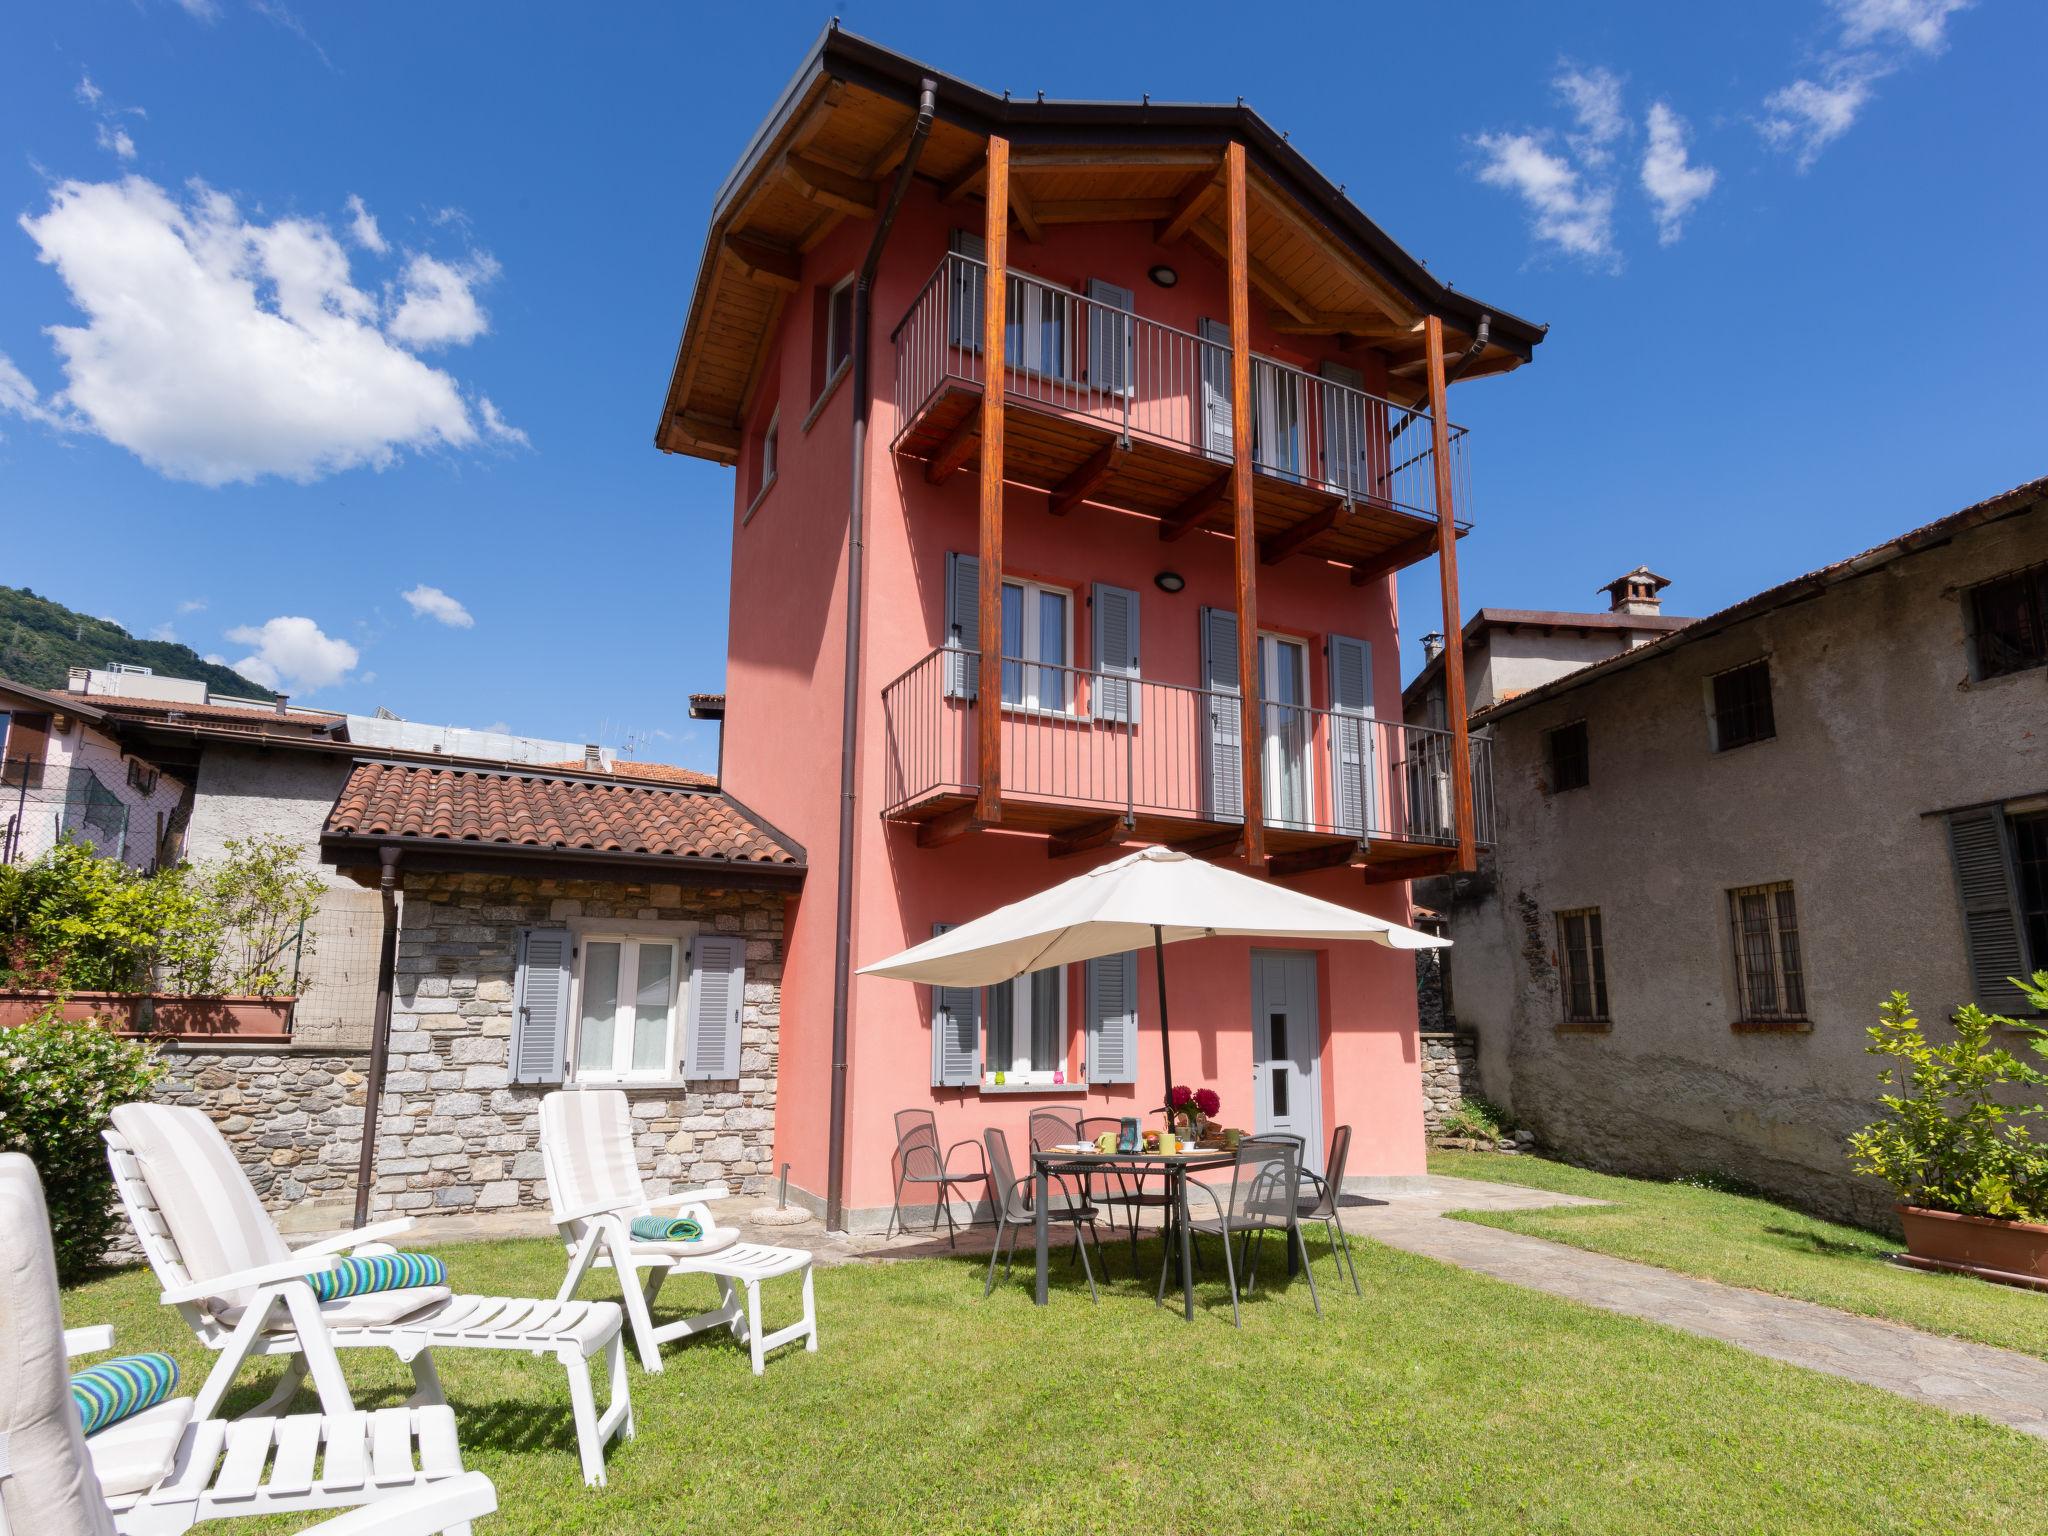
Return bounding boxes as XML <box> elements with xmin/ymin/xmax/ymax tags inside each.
<box><xmin>825</xmin><ymin>78</ymin><xmax>936</xmax><ymax>1234</ymax></box>
<box><xmin>351</xmin><ymin>844</ymin><xmax>401</xmax><ymax>1228</ymax></box>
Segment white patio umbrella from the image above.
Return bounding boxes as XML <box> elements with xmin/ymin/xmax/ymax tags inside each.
<box><xmin>858</xmin><ymin>846</ymin><xmax>1449</xmax><ymax>1122</ymax></box>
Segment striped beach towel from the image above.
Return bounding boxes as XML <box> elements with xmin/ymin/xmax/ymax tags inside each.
<box><xmin>630</xmin><ymin>1215</ymin><xmax>705</xmax><ymax>1242</ymax></box>
<box><xmin>309</xmin><ymin>1251</ymin><xmax>447</xmax><ymax>1302</ymax></box>
<box><xmin>71</xmin><ymin>1353</ymin><xmax>178</xmax><ymax>1436</ymax></box>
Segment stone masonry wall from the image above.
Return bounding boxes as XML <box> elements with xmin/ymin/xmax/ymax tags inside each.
<box><xmin>370</xmin><ymin>871</ymin><xmax>783</xmax><ymax>1219</ymax></box>
<box><xmin>1419</xmin><ymin>1031</ymin><xmax>1479</xmax><ymax>1133</ymax></box>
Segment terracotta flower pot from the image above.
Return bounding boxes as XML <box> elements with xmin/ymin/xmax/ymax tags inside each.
<box><xmin>0</xmin><ymin>990</ymin><xmax>146</xmax><ymax>1031</ymax></box>
<box><xmin>148</xmin><ymin>995</ymin><xmax>296</xmax><ymax>1041</ymax></box>
<box><xmin>1897</xmin><ymin>1204</ymin><xmax>2048</xmax><ymax>1291</ymax></box>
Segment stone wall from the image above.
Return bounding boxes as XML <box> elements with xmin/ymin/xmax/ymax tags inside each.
<box><xmin>370</xmin><ymin>871</ymin><xmax>784</xmax><ymax>1219</ymax></box>
<box><xmin>1419</xmin><ymin>1031</ymin><xmax>1479</xmax><ymax>1133</ymax></box>
<box><xmin>105</xmin><ymin>1040</ymin><xmax>371</xmax><ymax>1263</ymax></box>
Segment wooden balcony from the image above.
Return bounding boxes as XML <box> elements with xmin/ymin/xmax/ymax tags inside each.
<box><xmin>880</xmin><ymin>648</ymin><xmax>1494</xmax><ymax>882</ymax></box>
<box><xmin>892</xmin><ymin>255</ymin><xmax>1469</xmax><ymax>580</ymax></box>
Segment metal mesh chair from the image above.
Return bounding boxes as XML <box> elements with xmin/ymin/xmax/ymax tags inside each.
<box><xmin>886</xmin><ymin>1108</ymin><xmax>989</xmax><ymax>1247</ymax></box>
<box><xmin>1297</xmin><ymin>1124</ymin><xmax>1361</xmax><ymax>1296</ymax></box>
<box><xmin>983</xmin><ymin>1128</ymin><xmax>1103</xmax><ymax>1303</ymax></box>
<box><xmin>1078</xmin><ymin>1114</ymin><xmax>1173</xmax><ymax>1272</ymax></box>
<box><xmin>1168</xmin><ymin>1135</ymin><xmax>1321</xmax><ymax>1326</ymax></box>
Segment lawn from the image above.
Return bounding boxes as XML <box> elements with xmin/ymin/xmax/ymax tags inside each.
<box><xmin>1431</xmin><ymin>1150</ymin><xmax>2048</xmax><ymax>1361</ymax></box>
<box><xmin>63</xmin><ymin>1227</ymin><xmax>2048</xmax><ymax>1534</ymax></box>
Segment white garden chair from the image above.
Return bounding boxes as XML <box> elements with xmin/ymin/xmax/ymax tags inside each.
<box><xmin>538</xmin><ymin>1090</ymin><xmax>817</xmax><ymax>1375</ymax></box>
<box><xmin>0</xmin><ymin>1151</ymin><xmax>498</xmax><ymax>1536</ymax></box>
<box><xmin>103</xmin><ymin>1104</ymin><xmax>634</xmax><ymax>1487</ymax></box>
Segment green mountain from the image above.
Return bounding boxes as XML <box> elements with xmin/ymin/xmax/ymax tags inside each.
<box><xmin>0</xmin><ymin>585</ymin><xmax>260</xmax><ymax>699</ymax></box>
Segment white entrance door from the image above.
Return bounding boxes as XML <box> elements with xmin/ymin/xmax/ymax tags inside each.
<box><xmin>1251</xmin><ymin>949</ymin><xmax>1323</xmax><ymax>1175</ymax></box>
<box><xmin>1259</xmin><ymin>634</ymin><xmax>1312</xmax><ymax>830</ymax></box>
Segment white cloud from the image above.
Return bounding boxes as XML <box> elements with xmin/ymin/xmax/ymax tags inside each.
<box><xmin>1556</xmin><ymin>64</ymin><xmax>1626</xmax><ymax>167</ymax></box>
<box><xmin>224</xmin><ymin>615</ymin><xmax>359</xmax><ymax>693</ymax></box>
<box><xmin>343</xmin><ymin>193</ymin><xmax>386</xmax><ymax>254</ymax></box>
<box><xmin>1761</xmin><ymin>69</ymin><xmax>1879</xmax><ymax>168</ymax></box>
<box><xmin>170</xmin><ymin>0</ymin><xmax>222</xmax><ymax>20</ymax></box>
<box><xmin>1834</xmin><ymin>0</ymin><xmax>1969</xmax><ymax>53</ymax></box>
<box><xmin>177</xmin><ymin>596</ymin><xmax>207</xmax><ymax>614</ymax></box>
<box><xmin>402</xmin><ymin>584</ymin><xmax>474</xmax><ymax>629</ymax></box>
<box><xmin>96</xmin><ymin>124</ymin><xmax>138</xmax><ymax>161</ymax></box>
<box><xmin>75</xmin><ymin>75</ymin><xmax>103</xmax><ymax>109</ymax></box>
<box><xmin>386</xmin><ymin>253</ymin><xmax>496</xmax><ymax>349</ymax></box>
<box><xmin>78</xmin><ymin>73</ymin><xmax>142</xmax><ymax>161</ymax></box>
<box><xmin>477</xmin><ymin>396</ymin><xmax>528</xmax><ymax>448</ymax></box>
<box><xmin>202</xmin><ymin>651</ymin><xmax>226</xmax><ymax>665</ymax></box>
<box><xmin>479</xmin><ymin>720</ymin><xmax>511</xmax><ymax>735</ymax></box>
<box><xmin>148</xmin><ymin>622</ymin><xmax>177</xmax><ymax>642</ymax></box>
<box><xmin>0</xmin><ymin>351</ymin><xmax>59</xmax><ymax>426</ymax></box>
<box><xmin>16</xmin><ymin>175</ymin><xmax>494</xmax><ymax>485</ymax></box>
<box><xmin>1472</xmin><ymin>132</ymin><xmax>1617</xmax><ymax>266</ymax></box>
<box><xmin>1640</xmin><ymin>103</ymin><xmax>1718</xmax><ymax>245</ymax></box>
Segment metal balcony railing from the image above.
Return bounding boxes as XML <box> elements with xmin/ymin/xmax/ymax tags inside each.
<box><xmin>880</xmin><ymin>648</ymin><xmax>1495</xmax><ymax>850</ymax></box>
<box><xmin>891</xmin><ymin>253</ymin><xmax>1470</xmax><ymax>524</ymax></box>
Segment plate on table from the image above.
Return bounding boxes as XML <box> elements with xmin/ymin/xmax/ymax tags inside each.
<box><xmin>1050</xmin><ymin>1142</ymin><xmax>1100</xmax><ymax>1154</ymax></box>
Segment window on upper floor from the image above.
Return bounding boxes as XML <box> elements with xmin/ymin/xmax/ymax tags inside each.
<box><xmin>1944</xmin><ymin>802</ymin><xmax>2048</xmax><ymax>1016</ymax></box>
<box><xmin>1966</xmin><ymin>562</ymin><xmax>2047</xmax><ymax>681</ymax></box>
<box><xmin>1001</xmin><ymin>578</ymin><xmax>1072</xmax><ymax>713</ymax></box>
<box><xmin>1546</xmin><ymin>720</ymin><xmax>1589</xmax><ymax>792</ymax></box>
<box><xmin>1556</xmin><ymin>907</ymin><xmax>1609</xmax><ymax>1024</ymax></box>
<box><xmin>1709</xmin><ymin>659</ymin><xmax>1775</xmax><ymax>752</ymax></box>
<box><xmin>811</xmin><ymin>273</ymin><xmax>854</xmax><ymax>405</ymax></box>
<box><xmin>1727</xmin><ymin>882</ymin><xmax>1807</xmax><ymax>1024</ymax></box>
<box><xmin>744</xmin><ymin>406</ymin><xmax>779</xmax><ymax>523</ymax></box>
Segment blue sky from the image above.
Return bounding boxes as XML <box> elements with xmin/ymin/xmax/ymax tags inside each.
<box><xmin>2</xmin><ymin>1</ymin><xmax>2040</xmax><ymax>774</ymax></box>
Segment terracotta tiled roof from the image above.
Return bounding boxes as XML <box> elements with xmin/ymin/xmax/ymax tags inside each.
<box><xmin>537</xmin><ymin>759</ymin><xmax>717</xmax><ymax>789</ymax></box>
<box><xmin>83</xmin><ymin>694</ymin><xmax>345</xmax><ymax>729</ymax></box>
<box><xmin>325</xmin><ymin>761</ymin><xmax>799</xmax><ymax>866</ymax></box>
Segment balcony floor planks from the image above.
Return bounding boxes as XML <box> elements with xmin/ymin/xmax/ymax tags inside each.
<box><xmin>897</xmin><ymin>383</ymin><xmax>1441</xmax><ymax>571</ymax></box>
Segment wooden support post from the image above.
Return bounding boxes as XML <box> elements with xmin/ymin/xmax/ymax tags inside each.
<box><xmin>976</xmin><ymin>136</ymin><xmax>1010</xmax><ymax>827</ymax></box>
<box><xmin>1425</xmin><ymin>315</ymin><xmax>1477</xmax><ymax>873</ymax></box>
<box><xmin>1225</xmin><ymin>141</ymin><xmax>1264</xmax><ymax>866</ymax></box>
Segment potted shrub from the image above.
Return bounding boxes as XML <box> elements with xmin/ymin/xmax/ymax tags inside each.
<box><xmin>0</xmin><ymin>843</ymin><xmax>171</xmax><ymax>1030</ymax></box>
<box><xmin>1847</xmin><ymin>973</ymin><xmax>2048</xmax><ymax>1288</ymax></box>
<box><xmin>150</xmin><ymin>837</ymin><xmax>322</xmax><ymax>1040</ymax></box>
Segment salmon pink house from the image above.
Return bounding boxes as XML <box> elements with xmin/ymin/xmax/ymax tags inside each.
<box><xmin>654</xmin><ymin>27</ymin><xmax>1546</xmax><ymax>1230</ymax></box>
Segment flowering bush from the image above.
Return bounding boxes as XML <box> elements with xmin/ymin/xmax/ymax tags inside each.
<box><xmin>0</xmin><ymin>1006</ymin><xmax>163</xmax><ymax>1279</ymax></box>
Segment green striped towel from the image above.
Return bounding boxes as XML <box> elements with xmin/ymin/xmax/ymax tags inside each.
<box><xmin>630</xmin><ymin>1215</ymin><xmax>705</xmax><ymax>1242</ymax></box>
<box><xmin>309</xmin><ymin>1251</ymin><xmax>447</xmax><ymax>1302</ymax></box>
<box><xmin>71</xmin><ymin>1353</ymin><xmax>178</xmax><ymax>1436</ymax></box>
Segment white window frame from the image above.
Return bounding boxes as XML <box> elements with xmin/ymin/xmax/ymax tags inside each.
<box><xmin>1258</xmin><ymin>630</ymin><xmax>1315</xmax><ymax>829</ymax></box>
<box><xmin>824</xmin><ymin>274</ymin><xmax>855</xmax><ymax>382</ymax></box>
<box><xmin>566</xmin><ymin>922</ymin><xmax>694</xmax><ymax>1084</ymax></box>
<box><xmin>744</xmin><ymin>407</ymin><xmax>780</xmax><ymax>526</ymax></box>
<box><xmin>982</xmin><ymin>964</ymin><xmax>1077</xmax><ymax>1088</ymax></box>
<box><xmin>999</xmin><ymin>577</ymin><xmax>1075</xmax><ymax>716</ymax></box>
<box><xmin>1006</xmin><ymin>272</ymin><xmax>1073</xmax><ymax>382</ymax></box>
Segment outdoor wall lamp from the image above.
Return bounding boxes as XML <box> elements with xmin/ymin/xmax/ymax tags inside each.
<box><xmin>1154</xmin><ymin>571</ymin><xmax>1186</xmax><ymax>593</ymax></box>
<box><xmin>1147</xmin><ymin>264</ymin><xmax>1178</xmax><ymax>288</ymax></box>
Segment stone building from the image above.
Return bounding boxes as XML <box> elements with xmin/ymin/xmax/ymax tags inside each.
<box><xmin>317</xmin><ymin>759</ymin><xmax>804</xmax><ymax>1218</ymax></box>
<box><xmin>1440</xmin><ymin>478</ymin><xmax>2047</xmax><ymax>1225</ymax></box>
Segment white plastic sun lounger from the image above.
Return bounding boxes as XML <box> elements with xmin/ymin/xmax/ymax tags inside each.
<box><xmin>103</xmin><ymin>1104</ymin><xmax>634</xmax><ymax>1487</ymax></box>
<box><xmin>539</xmin><ymin>1090</ymin><xmax>818</xmax><ymax>1375</ymax></box>
<box><xmin>0</xmin><ymin>1151</ymin><xmax>498</xmax><ymax>1536</ymax></box>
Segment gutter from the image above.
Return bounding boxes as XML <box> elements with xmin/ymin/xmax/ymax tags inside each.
<box><xmin>826</xmin><ymin>75</ymin><xmax>936</xmax><ymax>1234</ymax></box>
<box><xmin>351</xmin><ymin>846</ymin><xmax>401</xmax><ymax>1228</ymax></box>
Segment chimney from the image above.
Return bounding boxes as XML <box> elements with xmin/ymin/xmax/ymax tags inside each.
<box><xmin>67</xmin><ymin>666</ymin><xmax>90</xmax><ymax>694</ymax></box>
<box><xmin>1600</xmin><ymin>566</ymin><xmax>1671</xmax><ymax>618</ymax></box>
<box><xmin>274</xmin><ymin>692</ymin><xmax>290</xmax><ymax>715</ymax></box>
<box><xmin>1420</xmin><ymin>632</ymin><xmax>1445</xmax><ymax>664</ymax></box>
<box><xmin>583</xmin><ymin>743</ymin><xmax>604</xmax><ymax>772</ymax></box>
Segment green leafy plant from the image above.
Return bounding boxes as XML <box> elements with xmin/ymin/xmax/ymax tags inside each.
<box><xmin>162</xmin><ymin>837</ymin><xmax>322</xmax><ymax>998</ymax></box>
<box><xmin>1847</xmin><ymin>975</ymin><xmax>2048</xmax><ymax>1222</ymax></box>
<box><xmin>0</xmin><ymin>842</ymin><xmax>212</xmax><ymax>994</ymax></box>
<box><xmin>1441</xmin><ymin>1095</ymin><xmax>1516</xmax><ymax>1143</ymax></box>
<box><xmin>0</xmin><ymin>1006</ymin><xmax>164</xmax><ymax>1279</ymax></box>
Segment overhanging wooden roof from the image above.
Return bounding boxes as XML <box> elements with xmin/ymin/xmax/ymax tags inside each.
<box><xmin>656</xmin><ymin>24</ymin><xmax>1547</xmax><ymax>464</ymax></box>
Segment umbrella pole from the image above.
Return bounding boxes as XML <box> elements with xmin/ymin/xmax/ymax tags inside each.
<box><xmin>1153</xmin><ymin>924</ymin><xmax>1173</xmax><ymax>1127</ymax></box>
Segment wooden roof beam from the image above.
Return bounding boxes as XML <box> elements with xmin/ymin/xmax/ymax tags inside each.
<box><xmin>783</xmin><ymin>153</ymin><xmax>879</xmax><ymax>219</ymax></box>
<box><xmin>1348</xmin><ymin>526</ymin><xmax>1441</xmax><ymax>585</ymax></box>
<box><xmin>941</xmin><ymin>160</ymin><xmax>988</xmax><ymax>203</ymax></box>
<box><xmin>1188</xmin><ymin>220</ymin><xmax>1316</xmax><ymax>325</ymax></box>
<box><xmin>1011</xmin><ymin>147</ymin><xmax>1223</xmax><ymax>171</ymax></box>
<box><xmin>1248</xmin><ymin>170</ymin><xmax>1412</xmax><ymax>325</ymax></box>
<box><xmin>923</xmin><ymin>413</ymin><xmax>981</xmax><ymax>484</ymax></box>
<box><xmin>722</xmin><ymin>234</ymin><xmax>801</xmax><ymax>292</ymax></box>
<box><xmin>1033</xmin><ymin>198</ymin><xmax>1183</xmax><ymax>224</ymax></box>
<box><xmin>1157</xmin><ymin>168</ymin><xmax>1222</xmax><ymax>245</ymax></box>
<box><xmin>1048</xmin><ymin>441</ymin><xmax>1126</xmax><ymax>516</ymax></box>
<box><xmin>1157</xmin><ymin>471</ymin><xmax>1233</xmax><ymax>541</ymax></box>
<box><xmin>671</xmin><ymin>411</ymin><xmax>741</xmax><ymax>455</ymax></box>
<box><xmin>1258</xmin><ymin>500</ymin><xmax>1344</xmax><ymax>565</ymax></box>
<box><xmin>1008</xmin><ymin>178</ymin><xmax>1044</xmax><ymax>244</ymax></box>
<box><xmin>916</xmin><ymin>804</ymin><xmax>983</xmax><ymax>848</ymax></box>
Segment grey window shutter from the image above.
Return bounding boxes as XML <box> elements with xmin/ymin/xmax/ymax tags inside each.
<box><xmin>1946</xmin><ymin>808</ymin><xmax>2030</xmax><ymax>1013</ymax></box>
<box><xmin>1198</xmin><ymin>318</ymin><xmax>1233</xmax><ymax>461</ymax></box>
<box><xmin>1328</xmin><ymin>633</ymin><xmax>1375</xmax><ymax>837</ymax></box>
<box><xmin>685</xmin><ymin>934</ymin><xmax>746</xmax><ymax>1081</ymax></box>
<box><xmin>948</xmin><ymin>230</ymin><xmax>986</xmax><ymax>350</ymax></box>
<box><xmin>1084</xmin><ymin>951</ymin><xmax>1139</xmax><ymax>1084</ymax></box>
<box><xmin>511</xmin><ymin>927</ymin><xmax>572</xmax><ymax>1085</ymax></box>
<box><xmin>929</xmin><ymin>923</ymin><xmax>983</xmax><ymax>1086</ymax></box>
<box><xmin>944</xmin><ymin>550</ymin><xmax>981</xmax><ymax>700</ymax></box>
<box><xmin>1318</xmin><ymin>360</ymin><xmax>1368</xmax><ymax>497</ymax></box>
<box><xmin>1200</xmin><ymin>605</ymin><xmax>1243</xmax><ymax>821</ymax></box>
<box><xmin>1091</xmin><ymin>582</ymin><xmax>1141</xmax><ymax>723</ymax></box>
<box><xmin>1085</xmin><ymin>278</ymin><xmax>1134</xmax><ymax>396</ymax></box>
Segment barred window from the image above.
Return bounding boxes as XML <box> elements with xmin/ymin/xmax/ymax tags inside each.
<box><xmin>1556</xmin><ymin>907</ymin><xmax>1609</xmax><ymax>1024</ymax></box>
<box><xmin>1546</xmin><ymin>720</ymin><xmax>1590</xmax><ymax>793</ymax></box>
<box><xmin>1728</xmin><ymin>882</ymin><xmax>1807</xmax><ymax>1023</ymax></box>
<box><xmin>1967</xmin><ymin>563</ymin><xmax>2047</xmax><ymax>681</ymax></box>
<box><xmin>1710</xmin><ymin>660</ymin><xmax>1775</xmax><ymax>751</ymax></box>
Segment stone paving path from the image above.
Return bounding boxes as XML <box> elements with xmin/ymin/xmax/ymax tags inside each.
<box><xmin>329</xmin><ymin>1173</ymin><xmax>2048</xmax><ymax>1439</ymax></box>
<box><xmin>1349</xmin><ymin>1175</ymin><xmax>2048</xmax><ymax>1441</ymax></box>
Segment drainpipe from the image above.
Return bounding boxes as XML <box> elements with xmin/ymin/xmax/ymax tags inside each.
<box><xmin>826</xmin><ymin>78</ymin><xmax>936</xmax><ymax>1234</ymax></box>
<box><xmin>1388</xmin><ymin>312</ymin><xmax>1491</xmax><ymax>444</ymax></box>
<box><xmin>351</xmin><ymin>844</ymin><xmax>402</xmax><ymax>1228</ymax></box>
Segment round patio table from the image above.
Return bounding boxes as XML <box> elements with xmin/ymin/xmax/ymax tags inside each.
<box><xmin>1030</xmin><ymin>1147</ymin><xmax>1236</xmax><ymax>1320</ymax></box>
